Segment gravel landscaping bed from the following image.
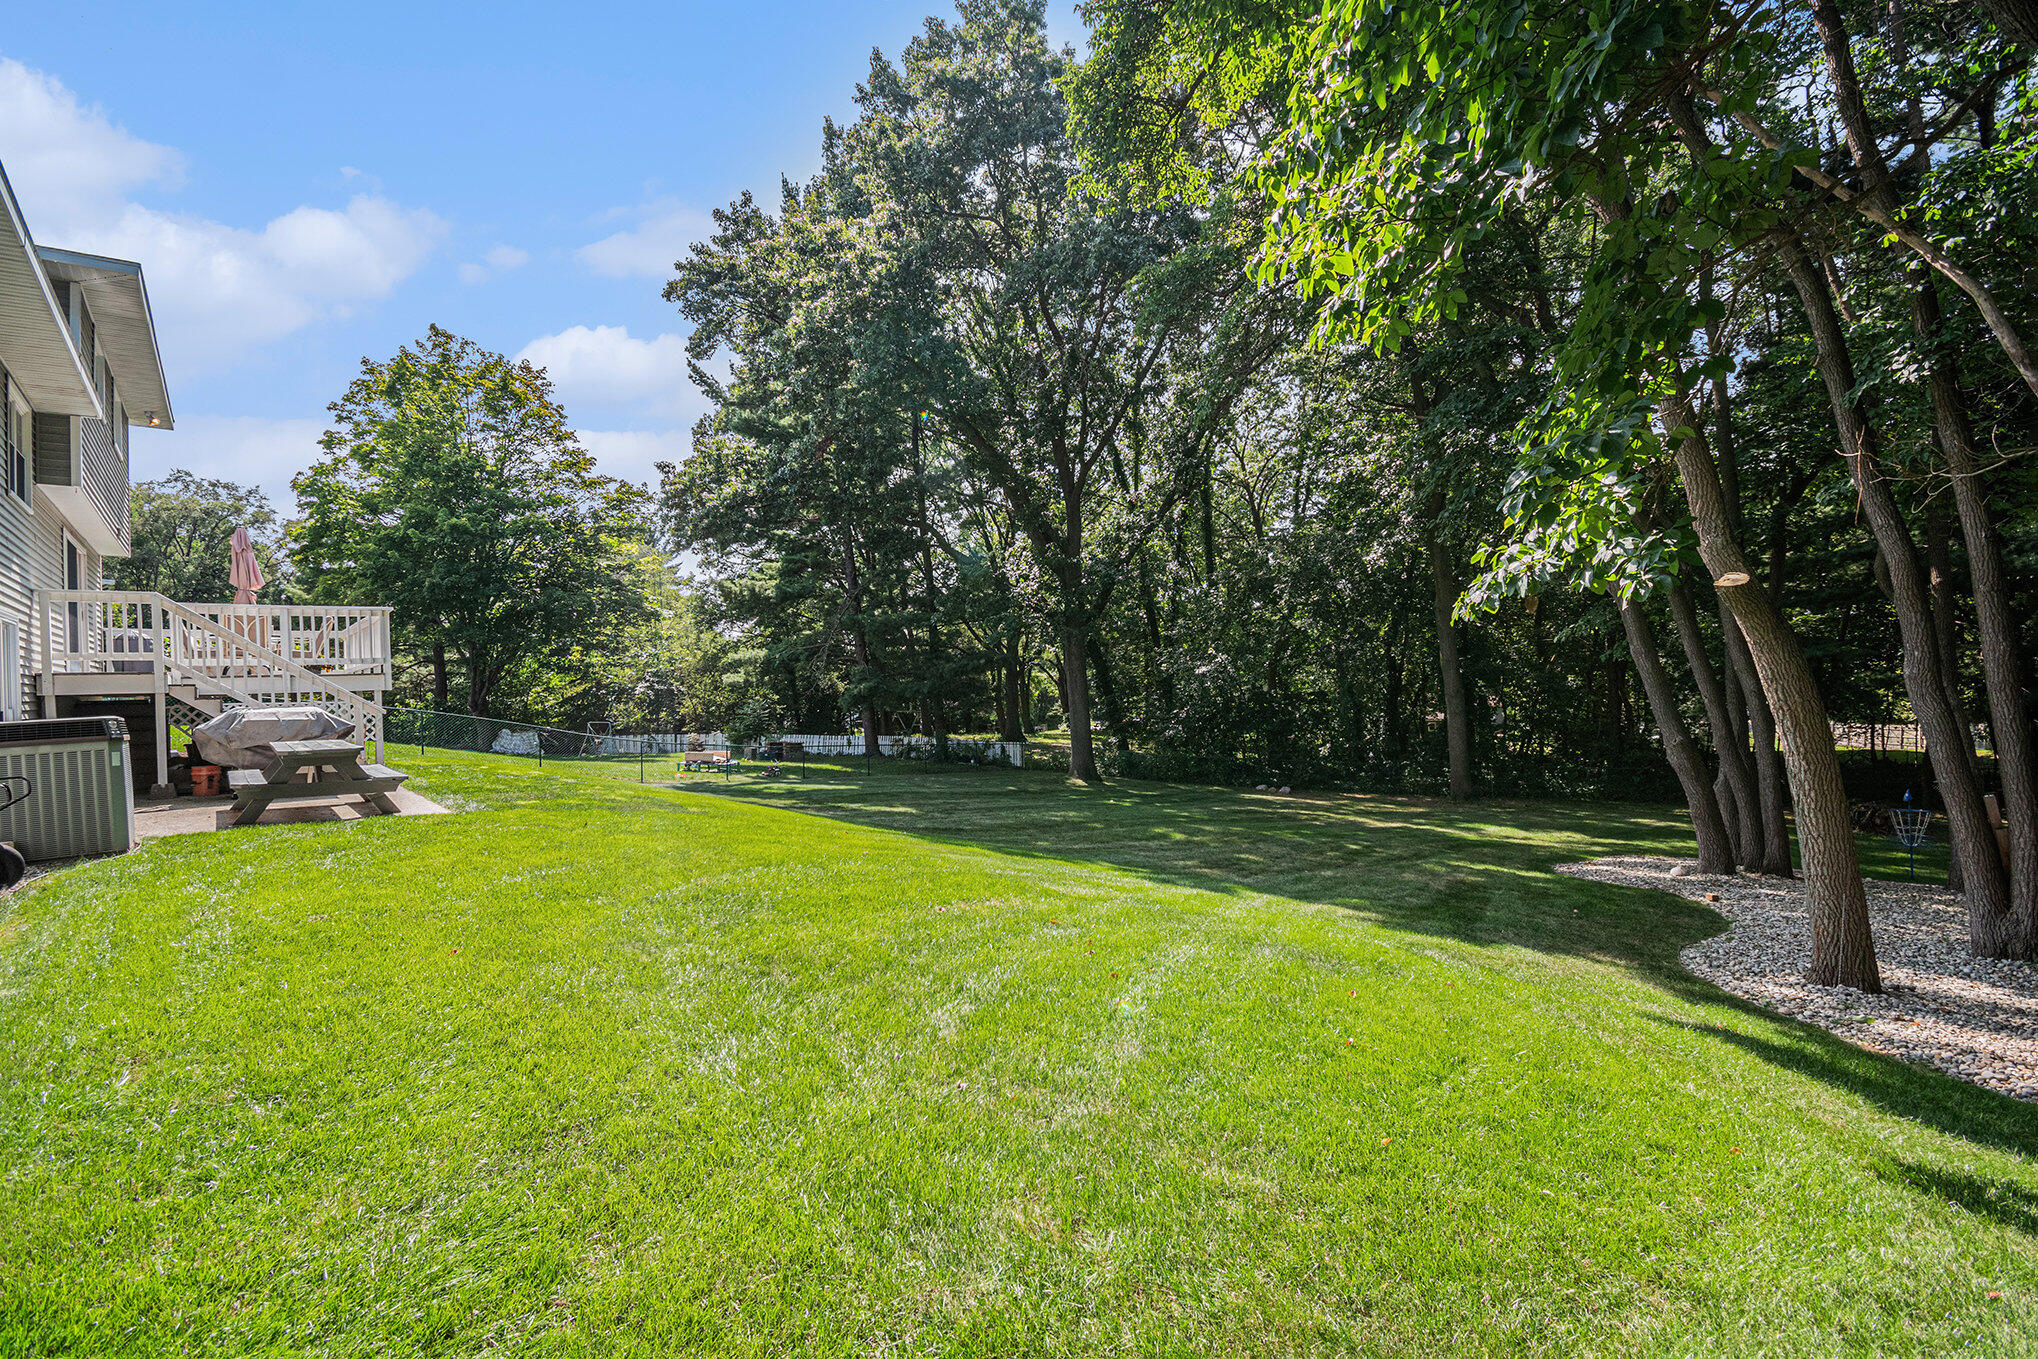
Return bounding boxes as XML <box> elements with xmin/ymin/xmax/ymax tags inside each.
<box><xmin>1558</xmin><ymin>856</ymin><xmax>2038</xmax><ymax>1103</ymax></box>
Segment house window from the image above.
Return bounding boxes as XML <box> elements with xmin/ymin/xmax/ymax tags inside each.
<box><xmin>64</xmin><ymin>533</ymin><xmax>82</xmax><ymax>659</ymax></box>
<box><xmin>0</xmin><ymin>374</ymin><xmax>25</xmax><ymax>504</ymax></box>
<box><xmin>0</xmin><ymin>622</ymin><xmax>17</xmax><ymax>723</ymax></box>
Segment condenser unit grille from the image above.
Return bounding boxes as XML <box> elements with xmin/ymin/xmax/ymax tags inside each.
<box><xmin>0</xmin><ymin>730</ymin><xmax>135</xmax><ymax>860</ymax></box>
<box><xmin>0</xmin><ymin>717</ymin><xmax>129</xmax><ymax>745</ymax></box>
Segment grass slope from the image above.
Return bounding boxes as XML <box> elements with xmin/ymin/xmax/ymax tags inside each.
<box><xmin>0</xmin><ymin>752</ymin><xmax>2029</xmax><ymax>1356</ymax></box>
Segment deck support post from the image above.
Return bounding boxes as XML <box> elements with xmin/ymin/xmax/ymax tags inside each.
<box><xmin>149</xmin><ymin>660</ymin><xmax>172</xmax><ymax>797</ymax></box>
<box><xmin>37</xmin><ymin>593</ymin><xmax>54</xmax><ymax>717</ymax></box>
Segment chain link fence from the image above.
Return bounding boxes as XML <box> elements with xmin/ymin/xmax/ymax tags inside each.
<box><xmin>384</xmin><ymin>709</ymin><xmax>1024</xmax><ymax>783</ymax></box>
<box><xmin>383</xmin><ymin>708</ymin><xmax>759</xmax><ymax>782</ymax></box>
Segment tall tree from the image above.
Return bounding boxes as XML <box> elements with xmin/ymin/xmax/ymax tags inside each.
<box><xmin>841</xmin><ymin>0</ymin><xmax>1233</xmax><ymax>781</ymax></box>
<box><xmin>293</xmin><ymin>326</ymin><xmax>651</xmax><ymax>718</ymax></box>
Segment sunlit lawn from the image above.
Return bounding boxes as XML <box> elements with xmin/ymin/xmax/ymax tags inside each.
<box><xmin>0</xmin><ymin>749</ymin><xmax>2026</xmax><ymax>1355</ymax></box>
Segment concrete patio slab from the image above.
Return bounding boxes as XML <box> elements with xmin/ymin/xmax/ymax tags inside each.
<box><xmin>135</xmin><ymin>787</ymin><xmax>452</xmax><ymax>839</ymax></box>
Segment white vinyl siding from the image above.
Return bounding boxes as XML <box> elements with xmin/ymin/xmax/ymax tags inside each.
<box><xmin>0</xmin><ymin>467</ymin><xmax>73</xmax><ymax>717</ymax></box>
<box><xmin>0</xmin><ymin>622</ymin><xmax>17</xmax><ymax>722</ymax></box>
<box><xmin>0</xmin><ymin>379</ymin><xmax>99</xmax><ymax>718</ymax></box>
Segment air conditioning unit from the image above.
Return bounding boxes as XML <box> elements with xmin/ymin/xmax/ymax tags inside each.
<box><xmin>0</xmin><ymin>716</ymin><xmax>136</xmax><ymax>860</ymax></box>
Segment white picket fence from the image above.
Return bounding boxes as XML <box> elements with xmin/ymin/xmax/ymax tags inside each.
<box><xmin>597</xmin><ymin>731</ymin><xmax>1025</xmax><ymax>764</ymax></box>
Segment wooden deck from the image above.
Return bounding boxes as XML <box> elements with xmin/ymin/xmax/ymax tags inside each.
<box><xmin>32</xmin><ymin>588</ymin><xmax>394</xmax><ymax>796</ymax></box>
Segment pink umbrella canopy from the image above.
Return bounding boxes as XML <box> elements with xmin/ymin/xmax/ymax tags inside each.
<box><xmin>228</xmin><ymin>526</ymin><xmax>266</xmax><ymax>604</ymax></box>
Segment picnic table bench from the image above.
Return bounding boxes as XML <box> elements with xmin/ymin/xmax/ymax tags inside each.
<box><xmin>227</xmin><ymin>738</ymin><xmax>408</xmax><ymax>827</ymax></box>
<box><xmin>679</xmin><ymin>749</ymin><xmax>739</xmax><ymax>774</ymax></box>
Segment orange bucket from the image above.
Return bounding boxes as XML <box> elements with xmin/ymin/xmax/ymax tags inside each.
<box><xmin>190</xmin><ymin>765</ymin><xmax>223</xmax><ymax>797</ymax></box>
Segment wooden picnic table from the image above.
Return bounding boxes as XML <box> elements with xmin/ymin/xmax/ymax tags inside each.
<box><xmin>227</xmin><ymin>738</ymin><xmax>408</xmax><ymax>827</ymax></box>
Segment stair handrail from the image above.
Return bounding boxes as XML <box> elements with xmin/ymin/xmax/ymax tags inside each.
<box><xmin>155</xmin><ymin>595</ymin><xmax>383</xmax><ymax>730</ymax></box>
<box><xmin>163</xmin><ymin>662</ymin><xmax>265</xmax><ymax>710</ymax></box>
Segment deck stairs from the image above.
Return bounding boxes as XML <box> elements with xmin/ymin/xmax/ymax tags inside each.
<box><xmin>35</xmin><ymin>590</ymin><xmax>391</xmax><ymax>778</ymax></box>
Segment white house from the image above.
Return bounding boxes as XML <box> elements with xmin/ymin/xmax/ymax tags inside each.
<box><xmin>0</xmin><ymin>160</ymin><xmax>391</xmax><ymax>793</ymax></box>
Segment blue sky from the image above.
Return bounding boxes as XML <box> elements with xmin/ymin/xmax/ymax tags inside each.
<box><xmin>0</xmin><ymin>1</ymin><xmax>1082</xmax><ymax>510</ymax></box>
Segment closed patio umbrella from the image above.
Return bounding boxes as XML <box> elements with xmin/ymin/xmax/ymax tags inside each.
<box><xmin>229</xmin><ymin>527</ymin><xmax>266</xmax><ymax>604</ymax></box>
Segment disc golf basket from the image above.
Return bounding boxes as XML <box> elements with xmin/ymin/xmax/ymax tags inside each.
<box><xmin>1891</xmin><ymin>806</ymin><xmax>1933</xmax><ymax>881</ymax></box>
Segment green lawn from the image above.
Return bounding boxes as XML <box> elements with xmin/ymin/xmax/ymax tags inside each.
<box><xmin>1</xmin><ymin>752</ymin><xmax>2029</xmax><ymax>1355</ymax></box>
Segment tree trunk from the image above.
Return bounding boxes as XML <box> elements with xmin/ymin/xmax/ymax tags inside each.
<box><xmin>1658</xmin><ymin>390</ymin><xmax>1879</xmax><ymax>991</ymax></box>
<box><xmin>1923</xmin><ymin>503</ymin><xmax>1974</xmax><ymax>895</ymax></box>
<box><xmin>911</xmin><ymin>414</ymin><xmax>949</xmax><ymax>761</ymax></box>
<box><xmin>1381</xmin><ymin>650</ymin><xmax>1405</xmax><ymax>762</ymax></box>
<box><xmin>1622</xmin><ymin>600</ymin><xmax>1736</xmax><ymax>873</ymax></box>
<box><xmin>1781</xmin><ymin>236</ymin><xmax>2016</xmax><ymax>956</ymax></box>
<box><xmin>1913</xmin><ymin>265</ymin><xmax>2038</xmax><ymax>951</ymax></box>
<box><xmin>1134</xmin><ymin>549</ymin><xmax>1174</xmax><ymax>710</ymax></box>
<box><xmin>1060</xmin><ymin>621</ymin><xmax>1101</xmax><ymax>783</ymax></box>
<box><xmin>1001</xmin><ymin>647</ymin><xmax>1026</xmax><ymax>742</ymax></box>
<box><xmin>432</xmin><ymin>641</ymin><xmax>449</xmax><ymax>712</ymax></box>
<box><xmin>1923</xmin><ymin>505</ymin><xmax>1974</xmax><ymax>751</ymax></box>
<box><xmin>1725</xmin><ymin>613</ymin><xmax>1796</xmax><ymax>877</ymax></box>
<box><xmin>841</xmin><ymin>523</ymin><xmax>880</xmax><ymax>760</ymax></box>
<box><xmin>1703</xmin><ymin>312</ymin><xmax>1795</xmax><ymax>875</ymax></box>
<box><xmin>1975</xmin><ymin>0</ymin><xmax>2038</xmax><ymax>46</ymax></box>
<box><xmin>1666</xmin><ymin>580</ymin><xmax>1761</xmax><ymax>868</ymax></box>
<box><xmin>1426</xmin><ymin>494</ymin><xmax>1474</xmax><ymax>799</ymax></box>
<box><xmin>466</xmin><ymin>659</ymin><xmax>489</xmax><ymax>719</ymax></box>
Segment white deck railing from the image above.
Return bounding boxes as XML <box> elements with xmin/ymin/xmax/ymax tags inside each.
<box><xmin>34</xmin><ymin>591</ymin><xmax>391</xmax><ymax>682</ymax></box>
<box><xmin>33</xmin><ymin>589</ymin><xmax>391</xmax><ymax>755</ymax></box>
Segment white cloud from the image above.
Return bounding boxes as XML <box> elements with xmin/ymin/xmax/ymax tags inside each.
<box><xmin>515</xmin><ymin>324</ymin><xmax>701</xmax><ymax>419</ymax></box>
<box><xmin>127</xmin><ymin>415</ymin><xmax>326</xmax><ymax>510</ymax></box>
<box><xmin>131</xmin><ymin>414</ymin><xmax>693</xmax><ymax>510</ymax></box>
<box><xmin>0</xmin><ymin>58</ymin><xmax>444</xmax><ymax>374</ymax></box>
<box><xmin>576</xmin><ymin>199</ymin><xmax>712</xmax><ymax>278</ymax></box>
<box><xmin>80</xmin><ymin>198</ymin><xmax>444</xmax><ymax>372</ymax></box>
<box><xmin>459</xmin><ymin>242</ymin><xmax>530</xmax><ymax>284</ymax></box>
<box><xmin>0</xmin><ymin>57</ymin><xmax>183</xmax><ymax>226</ymax></box>
<box><xmin>576</xmin><ymin>429</ymin><xmax>694</xmax><ymax>488</ymax></box>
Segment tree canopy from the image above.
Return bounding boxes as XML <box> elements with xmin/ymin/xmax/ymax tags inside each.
<box><xmin>293</xmin><ymin>326</ymin><xmax>656</xmax><ymax>719</ymax></box>
<box><xmin>654</xmin><ymin>0</ymin><xmax>2037</xmax><ymax>986</ymax></box>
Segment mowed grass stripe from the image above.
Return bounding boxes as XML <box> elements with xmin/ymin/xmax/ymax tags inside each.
<box><xmin>0</xmin><ymin>750</ymin><xmax>2030</xmax><ymax>1355</ymax></box>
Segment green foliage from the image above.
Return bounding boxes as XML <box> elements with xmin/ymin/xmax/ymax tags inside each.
<box><xmin>292</xmin><ymin>326</ymin><xmax>654</xmax><ymax>718</ymax></box>
<box><xmin>505</xmin><ymin>543</ymin><xmax>738</xmax><ymax>732</ymax></box>
<box><xmin>1462</xmin><ymin>387</ymin><xmax>1689</xmax><ymax>611</ymax></box>
<box><xmin>115</xmin><ymin>471</ymin><xmax>285</xmax><ymax>602</ymax></box>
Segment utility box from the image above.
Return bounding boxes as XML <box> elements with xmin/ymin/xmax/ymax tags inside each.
<box><xmin>0</xmin><ymin>717</ymin><xmax>137</xmax><ymax>860</ymax></box>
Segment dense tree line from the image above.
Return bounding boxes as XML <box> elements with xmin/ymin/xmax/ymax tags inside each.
<box><xmin>659</xmin><ymin>0</ymin><xmax>2037</xmax><ymax>983</ymax></box>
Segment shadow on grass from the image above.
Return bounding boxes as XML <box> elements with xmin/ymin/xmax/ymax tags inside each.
<box><xmin>1873</xmin><ymin>1157</ymin><xmax>2038</xmax><ymax>1236</ymax></box>
<box><xmin>1650</xmin><ymin>1016</ymin><xmax>2038</xmax><ymax>1157</ymax></box>
<box><xmin>672</xmin><ymin>760</ymin><xmax>2038</xmax><ymax>1153</ymax></box>
<box><xmin>686</xmin><ymin>763</ymin><xmax>1717</xmax><ymax>969</ymax></box>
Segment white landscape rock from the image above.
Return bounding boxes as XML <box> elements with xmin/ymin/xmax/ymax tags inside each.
<box><xmin>1558</xmin><ymin>855</ymin><xmax>2038</xmax><ymax>1103</ymax></box>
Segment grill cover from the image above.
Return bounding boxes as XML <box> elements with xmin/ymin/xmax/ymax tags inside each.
<box><xmin>191</xmin><ymin>707</ymin><xmax>355</xmax><ymax>770</ymax></box>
